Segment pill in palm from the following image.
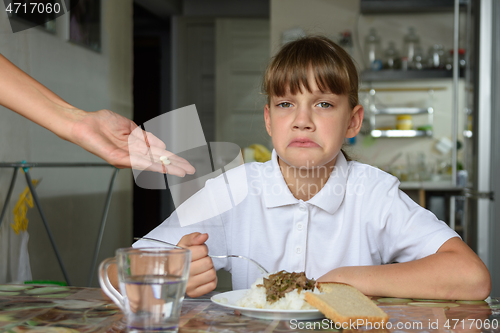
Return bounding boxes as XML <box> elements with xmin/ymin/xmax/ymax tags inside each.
<box><xmin>160</xmin><ymin>156</ymin><xmax>171</xmax><ymax>165</ymax></box>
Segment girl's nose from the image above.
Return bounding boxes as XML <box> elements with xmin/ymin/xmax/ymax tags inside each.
<box><xmin>292</xmin><ymin>107</ymin><xmax>315</xmax><ymax>131</ymax></box>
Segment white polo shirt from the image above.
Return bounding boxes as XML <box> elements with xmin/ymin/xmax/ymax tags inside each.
<box><xmin>134</xmin><ymin>150</ymin><xmax>459</xmax><ymax>290</ymax></box>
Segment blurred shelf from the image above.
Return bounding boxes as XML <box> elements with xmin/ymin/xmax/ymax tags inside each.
<box><xmin>372</xmin><ymin>107</ymin><xmax>433</xmax><ymax>115</ymax></box>
<box><xmin>360</xmin><ymin>0</ymin><xmax>467</xmax><ymax>14</ymax></box>
<box><xmin>399</xmin><ymin>181</ymin><xmax>463</xmax><ymax>191</ymax></box>
<box><xmin>371</xmin><ymin>129</ymin><xmax>433</xmax><ymax>138</ymax></box>
<box><xmin>361</xmin><ymin>69</ymin><xmax>464</xmax><ymax>82</ymax></box>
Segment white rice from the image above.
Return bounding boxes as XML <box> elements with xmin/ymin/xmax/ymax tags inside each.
<box><xmin>236</xmin><ymin>276</ymin><xmax>320</xmax><ymax>310</ymax></box>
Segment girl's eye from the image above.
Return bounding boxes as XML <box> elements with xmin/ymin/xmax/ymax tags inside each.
<box><xmin>316</xmin><ymin>102</ymin><xmax>333</xmax><ymax>108</ymax></box>
<box><xmin>277</xmin><ymin>102</ymin><xmax>293</xmax><ymax>108</ymax></box>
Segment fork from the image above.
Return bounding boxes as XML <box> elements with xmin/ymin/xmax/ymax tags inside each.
<box><xmin>133</xmin><ymin>237</ymin><xmax>269</xmax><ymax>275</ymax></box>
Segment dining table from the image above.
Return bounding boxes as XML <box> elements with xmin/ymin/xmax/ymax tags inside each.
<box><xmin>0</xmin><ymin>284</ymin><xmax>499</xmax><ymax>332</ymax></box>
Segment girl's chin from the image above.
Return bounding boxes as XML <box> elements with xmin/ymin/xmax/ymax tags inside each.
<box><xmin>277</xmin><ymin>151</ymin><xmax>338</xmax><ymax>170</ymax></box>
<box><xmin>279</xmin><ymin>157</ymin><xmax>331</xmax><ymax>169</ymax></box>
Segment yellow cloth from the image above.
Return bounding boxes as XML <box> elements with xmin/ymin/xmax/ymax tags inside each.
<box><xmin>11</xmin><ymin>179</ymin><xmax>39</xmax><ymax>235</ymax></box>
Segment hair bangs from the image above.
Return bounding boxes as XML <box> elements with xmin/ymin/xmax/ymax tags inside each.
<box><xmin>263</xmin><ymin>36</ymin><xmax>359</xmax><ymax>108</ymax></box>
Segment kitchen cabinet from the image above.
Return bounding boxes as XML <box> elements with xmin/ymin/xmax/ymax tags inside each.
<box><xmin>359</xmin><ymin>3</ymin><xmax>499</xmax><ymax>291</ymax></box>
<box><xmin>358</xmin><ymin>0</ymin><xmax>466</xmax><ymax>185</ymax></box>
<box><xmin>357</xmin><ymin>0</ymin><xmax>472</xmax><ymax>243</ymax></box>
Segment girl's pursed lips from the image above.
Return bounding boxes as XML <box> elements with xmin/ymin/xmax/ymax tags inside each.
<box><xmin>288</xmin><ymin>137</ymin><xmax>320</xmax><ymax>147</ymax></box>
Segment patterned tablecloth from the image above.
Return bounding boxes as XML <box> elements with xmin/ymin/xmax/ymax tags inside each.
<box><xmin>0</xmin><ymin>284</ymin><xmax>499</xmax><ymax>332</ymax></box>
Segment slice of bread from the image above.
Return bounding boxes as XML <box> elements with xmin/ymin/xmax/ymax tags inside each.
<box><xmin>305</xmin><ymin>282</ymin><xmax>389</xmax><ymax>327</ymax></box>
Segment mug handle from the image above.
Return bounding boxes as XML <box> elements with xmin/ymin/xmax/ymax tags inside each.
<box><xmin>99</xmin><ymin>257</ymin><xmax>125</xmax><ymax>311</ymax></box>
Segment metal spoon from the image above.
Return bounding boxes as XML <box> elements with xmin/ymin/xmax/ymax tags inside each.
<box><xmin>133</xmin><ymin>237</ymin><xmax>269</xmax><ymax>274</ymax></box>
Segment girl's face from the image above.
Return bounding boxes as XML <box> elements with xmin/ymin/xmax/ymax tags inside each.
<box><xmin>264</xmin><ymin>73</ymin><xmax>363</xmax><ymax>170</ymax></box>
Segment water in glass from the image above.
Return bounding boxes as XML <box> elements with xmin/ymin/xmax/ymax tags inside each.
<box><xmin>121</xmin><ymin>274</ymin><xmax>187</xmax><ymax>332</ymax></box>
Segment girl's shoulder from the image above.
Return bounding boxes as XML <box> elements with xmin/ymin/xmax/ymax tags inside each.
<box><xmin>347</xmin><ymin>160</ymin><xmax>400</xmax><ymax>191</ymax></box>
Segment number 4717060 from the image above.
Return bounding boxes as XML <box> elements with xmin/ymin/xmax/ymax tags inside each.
<box><xmin>444</xmin><ymin>319</ymin><xmax>499</xmax><ymax>330</ymax></box>
<box><xmin>5</xmin><ymin>2</ymin><xmax>61</xmax><ymax>15</ymax></box>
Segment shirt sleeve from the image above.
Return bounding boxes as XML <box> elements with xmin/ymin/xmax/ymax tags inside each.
<box><xmin>132</xmin><ymin>179</ymin><xmax>232</xmax><ymax>272</ymax></box>
<box><xmin>378</xmin><ymin>177</ymin><xmax>460</xmax><ymax>264</ymax></box>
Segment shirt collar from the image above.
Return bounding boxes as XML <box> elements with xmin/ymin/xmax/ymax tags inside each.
<box><xmin>262</xmin><ymin>149</ymin><xmax>349</xmax><ymax>214</ymax></box>
<box><xmin>308</xmin><ymin>152</ymin><xmax>349</xmax><ymax>214</ymax></box>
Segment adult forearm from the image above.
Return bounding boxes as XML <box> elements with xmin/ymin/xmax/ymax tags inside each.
<box><xmin>0</xmin><ymin>54</ymin><xmax>83</xmax><ymax>140</ymax></box>
<box><xmin>318</xmin><ymin>252</ymin><xmax>490</xmax><ymax>300</ymax></box>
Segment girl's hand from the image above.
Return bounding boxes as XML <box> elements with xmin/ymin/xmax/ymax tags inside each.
<box><xmin>177</xmin><ymin>233</ymin><xmax>217</xmax><ymax>297</ymax></box>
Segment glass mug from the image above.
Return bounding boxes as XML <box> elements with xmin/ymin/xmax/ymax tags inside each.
<box><xmin>99</xmin><ymin>247</ymin><xmax>191</xmax><ymax>333</ymax></box>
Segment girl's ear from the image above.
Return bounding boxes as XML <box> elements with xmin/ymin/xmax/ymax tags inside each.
<box><xmin>345</xmin><ymin>104</ymin><xmax>364</xmax><ymax>138</ymax></box>
<box><xmin>264</xmin><ymin>104</ymin><xmax>272</xmax><ymax>136</ymax></box>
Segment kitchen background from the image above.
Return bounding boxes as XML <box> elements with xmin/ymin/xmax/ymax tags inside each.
<box><xmin>0</xmin><ymin>0</ymin><xmax>498</xmax><ymax>296</ymax></box>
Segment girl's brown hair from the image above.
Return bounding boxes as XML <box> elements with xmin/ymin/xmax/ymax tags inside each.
<box><xmin>263</xmin><ymin>36</ymin><xmax>359</xmax><ymax>109</ymax></box>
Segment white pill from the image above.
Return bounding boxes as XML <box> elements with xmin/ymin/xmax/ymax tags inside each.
<box><xmin>160</xmin><ymin>156</ymin><xmax>171</xmax><ymax>165</ymax></box>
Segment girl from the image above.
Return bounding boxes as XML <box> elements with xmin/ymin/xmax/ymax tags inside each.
<box><xmin>134</xmin><ymin>36</ymin><xmax>490</xmax><ymax>300</ymax></box>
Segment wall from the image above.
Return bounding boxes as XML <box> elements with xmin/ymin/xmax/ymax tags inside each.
<box><xmin>270</xmin><ymin>0</ymin><xmax>467</xmax><ymax>178</ymax></box>
<box><xmin>0</xmin><ymin>0</ymin><xmax>133</xmax><ymax>286</ymax></box>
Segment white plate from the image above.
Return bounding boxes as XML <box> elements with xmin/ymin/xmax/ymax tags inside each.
<box><xmin>210</xmin><ymin>289</ymin><xmax>324</xmax><ymax>320</ymax></box>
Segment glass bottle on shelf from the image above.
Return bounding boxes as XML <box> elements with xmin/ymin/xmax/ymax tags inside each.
<box><xmin>411</xmin><ymin>46</ymin><xmax>425</xmax><ymax>70</ymax></box>
<box><xmin>401</xmin><ymin>57</ymin><xmax>408</xmax><ymax>71</ymax></box>
<box><xmin>384</xmin><ymin>41</ymin><xmax>400</xmax><ymax>69</ymax></box>
<box><xmin>365</xmin><ymin>28</ymin><xmax>382</xmax><ymax>71</ymax></box>
<box><xmin>428</xmin><ymin>44</ymin><xmax>445</xmax><ymax>69</ymax></box>
<box><xmin>403</xmin><ymin>27</ymin><xmax>421</xmax><ymax>65</ymax></box>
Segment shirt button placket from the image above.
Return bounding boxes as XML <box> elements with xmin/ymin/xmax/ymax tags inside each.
<box><xmin>295</xmin><ymin>203</ymin><xmax>308</xmax><ymax>271</ymax></box>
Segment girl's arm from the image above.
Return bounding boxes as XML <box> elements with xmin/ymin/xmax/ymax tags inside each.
<box><xmin>318</xmin><ymin>237</ymin><xmax>491</xmax><ymax>300</ymax></box>
<box><xmin>0</xmin><ymin>54</ymin><xmax>194</xmax><ymax>176</ymax></box>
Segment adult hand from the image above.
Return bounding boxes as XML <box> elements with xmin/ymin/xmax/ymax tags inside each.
<box><xmin>69</xmin><ymin>109</ymin><xmax>196</xmax><ymax>177</ymax></box>
<box><xmin>0</xmin><ymin>54</ymin><xmax>195</xmax><ymax>177</ymax></box>
<box><xmin>177</xmin><ymin>232</ymin><xmax>217</xmax><ymax>297</ymax></box>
